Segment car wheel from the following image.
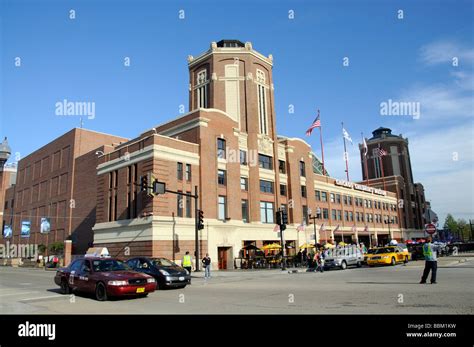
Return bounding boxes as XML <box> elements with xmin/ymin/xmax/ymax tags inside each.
<box><xmin>404</xmin><ymin>256</ymin><xmax>409</xmax><ymax>264</ymax></box>
<box><xmin>356</xmin><ymin>261</ymin><xmax>362</xmax><ymax>268</ymax></box>
<box><xmin>60</xmin><ymin>279</ymin><xmax>71</xmax><ymax>294</ymax></box>
<box><xmin>138</xmin><ymin>294</ymin><xmax>148</xmax><ymax>298</ymax></box>
<box><xmin>340</xmin><ymin>261</ymin><xmax>347</xmax><ymax>270</ymax></box>
<box><xmin>95</xmin><ymin>283</ymin><xmax>108</xmax><ymax>301</ymax></box>
<box><xmin>391</xmin><ymin>257</ymin><xmax>396</xmax><ymax>266</ymax></box>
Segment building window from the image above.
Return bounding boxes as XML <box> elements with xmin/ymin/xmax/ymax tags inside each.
<box><xmin>343</xmin><ymin>195</ymin><xmax>348</xmax><ymax>205</ymax></box>
<box><xmin>218</xmin><ymin>196</ymin><xmax>227</xmax><ymax>220</ymax></box>
<box><xmin>280</xmin><ymin>184</ymin><xmax>287</xmax><ymax>196</ymax></box>
<box><xmin>332</xmin><ymin>209</ymin><xmax>337</xmax><ymax>220</ymax></box>
<box><xmin>348</xmin><ymin>196</ymin><xmax>352</xmax><ymax>205</ymax></box>
<box><xmin>240</xmin><ymin>150</ymin><xmax>247</xmax><ymax>165</ymax></box>
<box><xmin>330</xmin><ymin>193</ymin><xmax>335</xmax><ymax>203</ymax></box>
<box><xmin>260</xmin><ymin>180</ymin><xmax>274</xmax><ymax>193</ymax></box>
<box><xmin>344</xmin><ymin>211</ymin><xmax>349</xmax><ymax>221</ymax></box>
<box><xmin>177</xmin><ymin>162</ymin><xmax>183</xmax><ymax>180</ymax></box>
<box><xmin>322</xmin><ymin>208</ymin><xmax>329</xmax><ymax>219</ymax></box>
<box><xmin>242</xmin><ymin>200</ymin><xmax>249</xmax><ymax>223</ymax></box>
<box><xmin>217</xmin><ymin>138</ymin><xmax>226</xmax><ymax>159</ymax></box>
<box><xmin>337</xmin><ymin>210</ymin><xmax>342</xmax><ymax>221</ymax></box>
<box><xmin>336</xmin><ymin>194</ymin><xmax>341</xmax><ymax>204</ymax></box>
<box><xmin>299</xmin><ymin>161</ymin><xmax>306</xmax><ymax>177</ymax></box>
<box><xmin>315</xmin><ymin>190</ymin><xmax>321</xmax><ymax>201</ymax></box>
<box><xmin>177</xmin><ymin>191</ymin><xmax>183</xmax><ymax>217</ymax></box>
<box><xmin>185</xmin><ymin>164</ymin><xmax>192</xmax><ymax>181</ymax></box>
<box><xmin>258</xmin><ymin>154</ymin><xmax>273</xmax><ymax>170</ymax></box>
<box><xmin>349</xmin><ymin>211</ymin><xmax>353</xmax><ymax>222</ymax></box>
<box><xmin>260</xmin><ymin>201</ymin><xmax>274</xmax><ymax>223</ymax></box>
<box><xmin>196</xmin><ymin>70</ymin><xmax>208</xmax><ymax>108</ymax></box>
<box><xmin>368</xmin><ymin>200</ymin><xmax>372</xmax><ymax>208</ymax></box>
<box><xmin>186</xmin><ymin>193</ymin><xmax>192</xmax><ymax>218</ymax></box>
<box><xmin>321</xmin><ymin>192</ymin><xmax>327</xmax><ymax>202</ymax></box>
<box><xmin>240</xmin><ymin>177</ymin><xmax>248</xmax><ymax>191</ymax></box>
<box><xmin>278</xmin><ymin>160</ymin><xmax>286</xmax><ymax>174</ymax></box>
<box><xmin>301</xmin><ymin>185</ymin><xmax>307</xmax><ymax>198</ymax></box>
<box><xmin>257</xmin><ymin>70</ymin><xmax>268</xmax><ymax>135</ymax></box>
<box><xmin>364</xmin><ymin>199</ymin><xmax>368</xmax><ymax>208</ymax></box>
<box><xmin>218</xmin><ymin>170</ymin><xmax>226</xmax><ymax>186</ymax></box>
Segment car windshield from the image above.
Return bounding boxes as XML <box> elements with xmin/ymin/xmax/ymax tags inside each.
<box><xmin>92</xmin><ymin>259</ymin><xmax>130</xmax><ymax>272</ymax></box>
<box><xmin>151</xmin><ymin>258</ymin><xmax>176</xmax><ymax>267</ymax></box>
<box><xmin>367</xmin><ymin>249</ymin><xmax>376</xmax><ymax>254</ymax></box>
<box><xmin>374</xmin><ymin>247</ymin><xmax>395</xmax><ymax>254</ymax></box>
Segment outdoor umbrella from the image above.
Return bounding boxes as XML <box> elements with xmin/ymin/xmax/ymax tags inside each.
<box><xmin>299</xmin><ymin>243</ymin><xmax>316</xmax><ymax>249</ymax></box>
<box><xmin>261</xmin><ymin>243</ymin><xmax>282</xmax><ymax>250</ymax></box>
<box><xmin>324</xmin><ymin>243</ymin><xmax>336</xmax><ymax>249</ymax></box>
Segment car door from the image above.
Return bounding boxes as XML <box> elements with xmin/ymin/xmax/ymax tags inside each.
<box><xmin>68</xmin><ymin>260</ymin><xmax>83</xmax><ymax>290</ymax></box>
<box><xmin>78</xmin><ymin>260</ymin><xmax>94</xmax><ymax>293</ymax></box>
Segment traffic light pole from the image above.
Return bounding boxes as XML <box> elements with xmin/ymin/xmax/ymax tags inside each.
<box><xmin>138</xmin><ymin>179</ymin><xmax>201</xmax><ymax>271</ymax></box>
<box><xmin>194</xmin><ymin>185</ymin><xmax>200</xmax><ymax>272</ymax></box>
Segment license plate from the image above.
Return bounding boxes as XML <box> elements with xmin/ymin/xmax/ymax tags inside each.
<box><xmin>179</xmin><ymin>277</ymin><xmax>184</xmax><ymax>281</ymax></box>
<box><xmin>136</xmin><ymin>287</ymin><xmax>145</xmax><ymax>293</ymax></box>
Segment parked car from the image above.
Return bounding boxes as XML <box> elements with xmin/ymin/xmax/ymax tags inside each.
<box><xmin>54</xmin><ymin>257</ymin><xmax>156</xmax><ymax>301</ymax></box>
<box><xmin>324</xmin><ymin>247</ymin><xmax>364</xmax><ymax>270</ymax></box>
<box><xmin>366</xmin><ymin>246</ymin><xmax>410</xmax><ymax>266</ymax></box>
<box><xmin>126</xmin><ymin>257</ymin><xmax>190</xmax><ymax>289</ymax></box>
<box><xmin>407</xmin><ymin>243</ymin><xmax>424</xmax><ymax>260</ymax></box>
<box><xmin>363</xmin><ymin>248</ymin><xmax>376</xmax><ymax>264</ymax></box>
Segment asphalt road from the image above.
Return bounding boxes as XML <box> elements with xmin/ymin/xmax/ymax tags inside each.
<box><xmin>0</xmin><ymin>257</ymin><xmax>473</xmax><ymax>314</ymax></box>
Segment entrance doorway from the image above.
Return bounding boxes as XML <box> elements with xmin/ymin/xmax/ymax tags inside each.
<box><xmin>218</xmin><ymin>247</ymin><xmax>231</xmax><ymax>270</ymax></box>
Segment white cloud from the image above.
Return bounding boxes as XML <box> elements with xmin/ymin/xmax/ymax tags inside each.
<box><xmin>419</xmin><ymin>40</ymin><xmax>474</xmax><ymax>66</ymax></box>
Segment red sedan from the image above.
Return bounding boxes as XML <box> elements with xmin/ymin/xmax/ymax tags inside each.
<box><xmin>54</xmin><ymin>257</ymin><xmax>156</xmax><ymax>301</ymax></box>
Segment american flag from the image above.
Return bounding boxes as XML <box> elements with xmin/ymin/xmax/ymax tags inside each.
<box><xmin>364</xmin><ymin>225</ymin><xmax>369</xmax><ymax>232</ymax></box>
<box><xmin>351</xmin><ymin>225</ymin><xmax>357</xmax><ymax>233</ymax></box>
<box><xmin>273</xmin><ymin>224</ymin><xmax>280</xmax><ymax>232</ymax></box>
<box><xmin>374</xmin><ymin>147</ymin><xmax>388</xmax><ymax>157</ymax></box>
<box><xmin>319</xmin><ymin>223</ymin><xmax>325</xmax><ymax>232</ymax></box>
<box><xmin>305</xmin><ymin>111</ymin><xmax>321</xmax><ymax>136</ymax></box>
<box><xmin>333</xmin><ymin>225</ymin><xmax>340</xmax><ymax>233</ymax></box>
<box><xmin>296</xmin><ymin>223</ymin><xmax>305</xmax><ymax>232</ymax></box>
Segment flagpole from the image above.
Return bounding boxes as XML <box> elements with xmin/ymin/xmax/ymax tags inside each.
<box><xmin>379</xmin><ymin>145</ymin><xmax>387</xmax><ymax>191</ymax></box>
<box><xmin>318</xmin><ymin>110</ymin><xmax>326</xmax><ymax>176</ymax></box>
<box><xmin>362</xmin><ymin>132</ymin><xmax>370</xmax><ymax>186</ymax></box>
<box><xmin>342</xmin><ymin>122</ymin><xmax>350</xmax><ymax>181</ymax></box>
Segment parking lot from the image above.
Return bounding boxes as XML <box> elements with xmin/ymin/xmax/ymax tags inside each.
<box><xmin>0</xmin><ymin>256</ymin><xmax>473</xmax><ymax>314</ymax></box>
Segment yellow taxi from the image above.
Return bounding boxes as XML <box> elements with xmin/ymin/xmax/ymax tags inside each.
<box><xmin>366</xmin><ymin>246</ymin><xmax>411</xmax><ymax>266</ymax></box>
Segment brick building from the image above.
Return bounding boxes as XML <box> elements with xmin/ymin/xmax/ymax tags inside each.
<box><xmin>1</xmin><ymin>128</ymin><xmax>128</xmax><ymax>254</ymax></box>
<box><xmin>92</xmin><ymin>40</ymin><xmax>402</xmax><ymax>269</ymax></box>
<box><xmin>358</xmin><ymin>127</ymin><xmax>431</xmax><ymax>239</ymax></box>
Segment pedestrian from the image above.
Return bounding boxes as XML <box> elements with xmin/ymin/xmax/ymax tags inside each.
<box><xmin>182</xmin><ymin>251</ymin><xmax>194</xmax><ymax>284</ymax></box>
<box><xmin>315</xmin><ymin>250</ymin><xmax>325</xmax><ymax>273</ymax></box>
<box><xmin>52</xmin><ymin>255</ymin><xmax>59</xmax><ymax>268</ymax></box>
<box><xmin>297</xmin><ymin>250</ymin><xmax>302</xmax><ymax>267</ymax></box>
<box><xmin>202</xmin><ymin>253</ymin><xmax>211</xmax><ymax>279</ymax></box>
<box><xmin>302</xmin><ymin>248</ymin><xmax>308</xmax><ymax>266</ymax></box>
<box><xmin>420</xmin><ymin>237</ymin><xmax>440</xmax><ymax>284</ymax></box>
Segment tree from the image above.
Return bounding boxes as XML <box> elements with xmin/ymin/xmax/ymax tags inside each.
<box><xmin>38</xmin><ymin>244</ymin><xmax>47</xmax><ymax>255</ymax></box>
<box><xmin>457</xmin><ymin>219</ymin><xmax>470</xmax><ymax>242</ymax></box>
<box><xmin>49</xmin><ymin>242</ymin><xmax>64</xmax><ymax>255</ymax></box>
<box><xmin>443</xmin><ymin>214</ymin><xmax>457</xmax><ymax>232</ymax></box>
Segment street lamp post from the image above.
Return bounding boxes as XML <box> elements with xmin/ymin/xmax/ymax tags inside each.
<box><xmin>309</xmin><ymin>207</ymin><xmax>321</xmax><ymax>245</ymax></box>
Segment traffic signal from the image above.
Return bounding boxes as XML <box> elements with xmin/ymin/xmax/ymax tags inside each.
<box><xmin>141</xmin><ymin>172</ymin><xmax>156</xmax><ymax>197</ymax></box>
<box><xmin>140</xmin><ymin>174</ymin><xmax>148</xmax><ymax>192</ymax></box>
<box><xmin>276</xmin><ymin>210</ymin><xmax>282</xmax><ymax>225</ymax></box>
<box><xmin>198</xmin><ymin>209</ymin><xmax>204</xmax><ymax>230</ymax></box>
<box><xmin>282</xmin><ymin>210</ymin><xmax>288</xmax><ymax>225</ymax></box>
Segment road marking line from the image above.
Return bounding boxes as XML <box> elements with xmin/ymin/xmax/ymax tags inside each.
<box><xmin>20</xmin><ymin>295</ymin><xmax>65</xmax><ymax>302</ymax></box>
<box><xmin>19</xmin><ymin>283</ymin><xmax>32</xmax><ymax>285</ymax></box>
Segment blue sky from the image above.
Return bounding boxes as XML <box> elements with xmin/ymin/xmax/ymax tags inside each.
<box><xmin>1</xmin><ymin>0</ymin><xmax>473</xmax><ymax>223</ymax></box>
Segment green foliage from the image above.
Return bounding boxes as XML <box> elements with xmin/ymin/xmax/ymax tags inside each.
<box><xmin>49</xmin><ymin>242</ymin><xmax>64</xmax><ymax>255</ymax></box>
